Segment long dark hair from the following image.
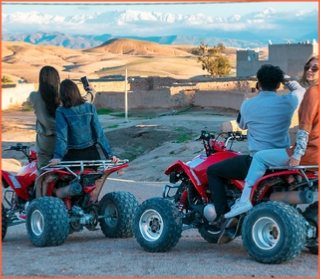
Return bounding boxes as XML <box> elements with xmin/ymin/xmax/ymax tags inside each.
<box><xmin>38</xmin><ymin>66</ymin><xmax>60</xmax><ymax>118</ymax></box>
<box><xmin>60</xmin><ymin>79</ymin><xmax>86</xmax><ymax>108</ymax></box>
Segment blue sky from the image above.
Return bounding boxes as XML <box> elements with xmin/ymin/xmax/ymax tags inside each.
<box><xmin>2</xmin><ymin>2</ymin><xmax>318</xmax><ymax>17</ymax></box>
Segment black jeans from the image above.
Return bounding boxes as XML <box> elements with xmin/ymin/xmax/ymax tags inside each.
<box><xmin>63</xmin><ymin>144</ymin><xmax>100</xmax><ymax>161</ymax></box>
<box><xmin>206</xmin><ymin>155</ymin><xmax>252</xmax><ymax>216</ymax></box>
<box><xmin>62</xmin><ymin>145</ymin><xmax>101</xmax><ymax>171</ymax></box>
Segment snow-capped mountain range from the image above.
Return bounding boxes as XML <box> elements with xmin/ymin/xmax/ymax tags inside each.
<box><xmin>2</xmin><ymin>8</ymin><xmax>318</xmax><ymax>49</ymax></box>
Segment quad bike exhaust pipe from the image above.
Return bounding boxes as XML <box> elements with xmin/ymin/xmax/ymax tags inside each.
<box><xmin>268</xmin><ymin>190</ymin><xmax>314</xmax><ymax>205</ymax></box>
<box><xmin>54</xmin><ymin>181</ymin><xmax>82</xmax><ymax>199</ymax></box>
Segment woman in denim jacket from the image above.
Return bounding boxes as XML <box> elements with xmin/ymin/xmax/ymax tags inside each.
<box><xmin>50</xmin><ymin>79</ymin><xmax>119</xmax><ymax>165</ymax></box>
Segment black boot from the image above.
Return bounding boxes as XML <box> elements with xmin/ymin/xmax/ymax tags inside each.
<box><xmin>217</xmin><ymin>217</ymin><xmax>239</xmax><ymax>245</ymax></box>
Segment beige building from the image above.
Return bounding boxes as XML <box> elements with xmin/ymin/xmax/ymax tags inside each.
<box><xmin>236</xmin><ymin>42</ymin><xmax>318</xmax><ymax>79</ymax></box>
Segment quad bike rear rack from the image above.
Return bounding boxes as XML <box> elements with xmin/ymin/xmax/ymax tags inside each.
<box><xmin>35</xmin><ymin>160</ymin><xmax>130</xmax><ymax>198</ymax></box>
<box><xmin>268</xmin><ymin>165</ymin><xmax>318</xmax><ymax>188</ymax></box>
<box><xmin>41</xmin><ymin>159</ymin><xmax>129</xmax><ymax>179</ymax></box>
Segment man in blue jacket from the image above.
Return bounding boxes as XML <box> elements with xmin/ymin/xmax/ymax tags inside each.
<box><xmin>206</xmin><ymin>64</ymin><xmax>305</xmax><ymax>239</ymax></box>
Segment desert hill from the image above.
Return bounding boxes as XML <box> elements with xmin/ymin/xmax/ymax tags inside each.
<box><xmin>90</xmin><ymin>38</ymin><xmax>194</xmax><ymax>56</ymax></box>
<box><xmin>1</xmin><ymin>38</ymin><xmax>267</xmax><ymax>83</ymax></box>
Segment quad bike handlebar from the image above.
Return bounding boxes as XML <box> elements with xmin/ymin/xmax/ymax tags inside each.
<box><xmin>196</xmin><ymin>130</ymin><xmax>247</xmax><ymax>143</ymax></box>
<box><xmin>4</xmin><ymin>143</ymin><xmax>30</xmax><ymax>152</ymax></box>
<box><xmin>3</xmin><ymin>143</ymin><xmax>36</xmax><ymax>163</ymax></box>
<box><xmin>197</xmin><ymin>130</ymin><xmax>247</xmax><ymax>157</ymax></box>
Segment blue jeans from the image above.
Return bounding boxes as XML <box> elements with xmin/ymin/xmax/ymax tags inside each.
<box><xmin>245</xmin><ymin>148</ymin><xmax>289</xmax><ymax>186</ymax></box>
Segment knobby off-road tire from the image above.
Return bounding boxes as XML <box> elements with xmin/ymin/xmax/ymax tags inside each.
<box><xmin>134</xmin><ymin>197</ymin><xmax>182</xmax><ymax>252</ymax></box>
<box><xmin>242</xmin><ymin>201</ymin><xmax>306</xmax><ymax>264</ymax></box>
<box><xmin>2</xmin><ymin>204</ymin><xmax>9</xmax><ymax>241</ymax></box>
<box><xmin>303</xmin><ymin>201</ymin><xmax>318</xmax><ymax>254</ymax></box>
<box><xmin>99</xmin><ymin>191</ymin><xmax>139</xmax><ymax>238</ymax></box>
<box><xmin>26</xmin><ymin>197</ymin><xmax>69</xmax><ymax>247</ymax></box>
<box><xmin>198</xmin><ymin>224</ymin><xmax>221</xmax><ymax>243</ymax></box>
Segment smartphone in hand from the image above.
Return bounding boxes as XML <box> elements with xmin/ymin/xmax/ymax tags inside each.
<box><xmin>81</xmin><ymin>76</ymin><xmax>89</xmax><ymax>90</ymax></box>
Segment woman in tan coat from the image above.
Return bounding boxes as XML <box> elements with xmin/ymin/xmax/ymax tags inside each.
<box><xmin>225</xmin><ymin>54</ymin><xmax>318</xmax><ymax>218</ymax></box>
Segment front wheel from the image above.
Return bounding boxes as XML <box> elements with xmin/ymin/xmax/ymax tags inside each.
<box><xmin>2</xmin><ymin>204</ymin><xmax>9</xmax><ymax>240</ymax></box>
<box><xmin>26</xmin><ymin>197</ymin><xmax>69</xmax><ymax>247</ymax></box>
<box><xmin>303</xmin><ymin>201</ymin><xmax>318</xmax><ymax>254</ymax></box>
<box><xmin>242</xmin><ymin>201</ymin><xmax>306</xmax><ymax>264</ymax></box>
<box><xmin>99</xmin><ymin>191</ymin><xmax>139</xmax><ymax>238</ymax></box>
<box><xmin>134</xmin><ymin>197</ymin><xmax>182</xmax><ymax>252</ymax></box>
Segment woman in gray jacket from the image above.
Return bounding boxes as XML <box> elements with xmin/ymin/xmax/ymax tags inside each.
<box><xmin>28</xmin><ymin>66</ymin><xmax>60</xmax><ymax>173</ymax></box>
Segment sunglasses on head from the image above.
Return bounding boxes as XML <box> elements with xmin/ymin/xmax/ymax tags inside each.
<box><xmin>304</xmin><ymin>64</ymin><xmax>319</xmax><ymax>72</ymax></box>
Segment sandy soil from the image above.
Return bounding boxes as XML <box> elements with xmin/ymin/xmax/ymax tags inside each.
<box><xmin>3</xmin><ymin>40</ymin><xmax>263</xmax><ymax>83</ymax></box>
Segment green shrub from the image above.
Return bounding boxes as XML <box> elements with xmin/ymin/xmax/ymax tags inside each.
<box><xmin>97</xmin><ymin>108</ymin><xmax>114</xmax><ymax>115</ymax></box>
<box><xmin>2</xmin><ymin>75</ymin><xmax>14</xmax><ymax>84</ymax></box>
<box><xmin>107</xmin><ymin>124</ymin><xmax>119</xmax><ymax>129</ymax></box>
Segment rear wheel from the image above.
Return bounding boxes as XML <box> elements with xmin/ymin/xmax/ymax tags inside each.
<box><xmin>134</xmin><ymin>197</ymin><xmax>182</xmax><ymax>252</ymax></box>
<box><xmin>242</xmin><ymin>201</ymin><xmax>306</xmax><ymax>264</ymax></box>
<box><xmin>99</xmin><ymin>191</ymin><xmax>138</xmax><ymax>238</ymax></box>
<box><xmin>26</xmin><ymin>197</ymin><xmax>69</xmax><ymax>247</ymax></box>
<box><xmin>2</xmin><ymin>204</ymin><xmax>9</xmax><ymax>240</ymax></box>
<box><xmin>198</xmin><ymin>224</ymin><xmax>221</xmax><ymax>243</ymax></box>
<box><xmin>303</xmin><ymin>201</ymin><xmax>318</xmax><ymax>254</ymax></box>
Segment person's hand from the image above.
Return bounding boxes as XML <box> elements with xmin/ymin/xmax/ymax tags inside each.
<box><xmin>50</xmin><ymin>158</ymin><xmax>61</xmax><ymax>166</ymax></box>
<box><xmin>110</xmin><ymin>156</ymin><xmax>120</xmax><ymax>163</ymax></box>
<box><xmin>282</xmin><ymin>74</ymin><xmax>291</xmax><ymax>88</ymax></box>
<box><xmin>86</xmin><ymin>83</ymin><xmax>95</xmax><ymax>92</ymax></box>
<box><xmin>285</xmin><ymin>157</ymin><xmax>300</xmax><ymax>167</ymax></box>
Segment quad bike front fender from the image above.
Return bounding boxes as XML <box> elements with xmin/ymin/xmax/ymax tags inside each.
<box><xmin>2</xmin><ymin>170</ymin><xmax>29</xmax><ymax>200</ymax></box>
<box><xmin>164</xmin><ymin>160</ymin><xmax>208</xmax><ymax>199</ymax></box>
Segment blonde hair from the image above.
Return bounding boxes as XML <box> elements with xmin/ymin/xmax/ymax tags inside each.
<box><xmin>299</xmin><ymin>54</ymin><xmax>318</xmax><ymax>87</ymax></box>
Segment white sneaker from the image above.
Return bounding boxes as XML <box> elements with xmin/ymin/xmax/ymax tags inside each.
<box><xmin>224</xmin><ymin>200</ymin><xmax>253</xmax><ymax>218</ymax></box>
<box><xmin>230</xmin><ymin>198</ymin><xmax>240</xmax><ymax>210</ymax></box>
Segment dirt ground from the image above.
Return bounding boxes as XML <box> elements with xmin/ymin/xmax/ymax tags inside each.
<box><xmin>1</xmin><ymin>107</ymin><xmax>318</xmax><ymax>278</ymax></box>
<box><xmin>1</xmin><ymin>106</ymin><xmax>246</xmax><ymax>180</ymax></box>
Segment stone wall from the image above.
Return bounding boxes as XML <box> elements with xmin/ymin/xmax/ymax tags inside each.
<box><xmin>94</xmin><ymin>87</ymin><xmax>197</xmax><ymax>110</ymax></box>
<box><xmin>195</xmin><ymin>91</ymin><xmax>256</xmax><ymax>110</ymax></box>
<box><xmin>94</xmin><ymin>89</ymin><xmax>171</xmax><ymax>110</ymax></box>
<box><xmin>2</xmin><ymin>83</ymin><xmax>36</xmax><ymax>109</ymax></box>
<box><xmin>1</xmin><ymin>77</ymin><xmax>260</xmax><ymax>111</ymax></box>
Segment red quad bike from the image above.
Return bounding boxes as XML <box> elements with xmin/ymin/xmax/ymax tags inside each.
<box><xmin>2</xmin><ymin>143</ymin><xmax>139</xmax><ymax>247</ymax></box>
<box><xmin>134</xmin><ymin>131</ymin><xmax>318</xmax><ymax>264</ymax></box>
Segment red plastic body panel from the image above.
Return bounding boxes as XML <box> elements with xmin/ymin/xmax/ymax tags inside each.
<box><xmin>165</xmin><ymin>150</ymin><xmax>241</xmax><ymax>200</ymax></box>
<box><xmin>251</xmin><ymin>169</ymin><xmax>318</xmax><ymax>203</ymax></box>
<box><xmin>2</xmin><ymin>160</ymin><xmax>38</xmax><ymax>201</ymax></box>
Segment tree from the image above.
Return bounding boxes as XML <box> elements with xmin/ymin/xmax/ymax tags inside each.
<box><xmin>197</xmin><ymin>42</ymin><xmax>231</xmax><ymax>77</ymax></box>
<box><xmin>2</xmin><ymin>75</ymin><xmax>14</xmax><ymax>84</ymax></box>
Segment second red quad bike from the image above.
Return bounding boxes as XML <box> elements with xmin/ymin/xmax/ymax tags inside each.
<box><xmin>2</xmin><ymin>143</ymin><xmax>139</xmax><ymax>247</ymax></box>
<box><xmin>134</xmin><ymin>131</ymin><xmax>318</xmax><ymax>264</ymax></box>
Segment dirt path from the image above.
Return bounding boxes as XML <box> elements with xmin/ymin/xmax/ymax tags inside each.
<box><xmin>2</xmin><ymin>179</ymin><xmax>318</xmax><ymax>278</ymax></box>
